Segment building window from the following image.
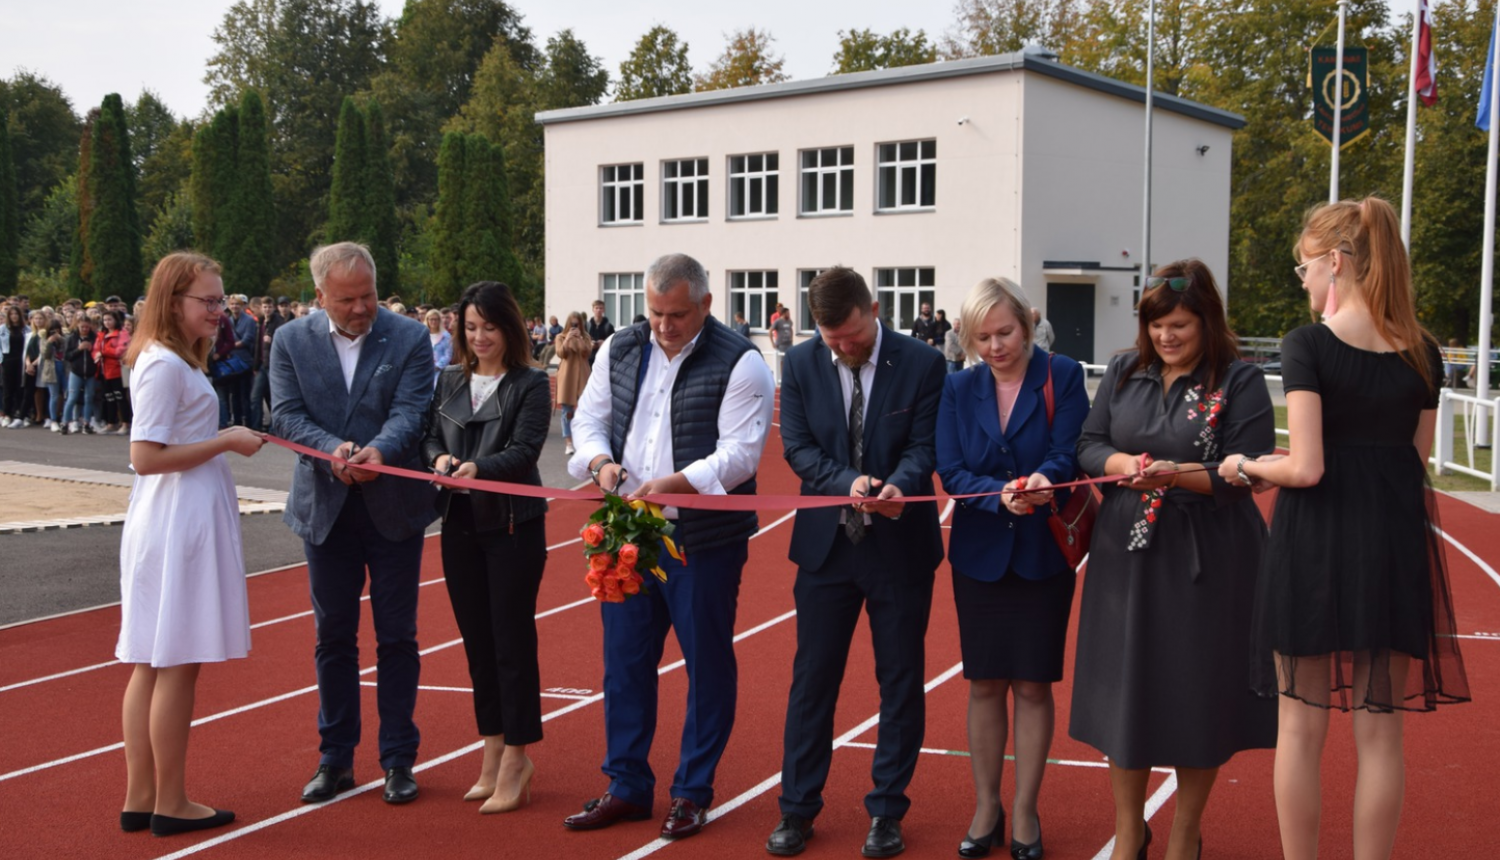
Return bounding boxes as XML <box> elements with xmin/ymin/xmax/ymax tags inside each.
<box><xmin>601</xmin><ymin>164</ymin><xmax>643</xmax><ymax>225</ymax></box>
<box><xmin>797</xmin><ymin>269</ymin><xmax>826</xmax><ymax>333</ymax></box>
<box><xmin>876</xmin><ymin>140</ymin><xmax>935</xmax><ymax>211</ymax></box>
<box><xmin>728</xmin><ymin>270</ymin><xmax>780</xmax><ymax>330</ymax></box>
<box><xmin>663</xmin><ymin>157</ymin><xmax>709</xmax><ymax>222</ymax></box>
<box><xmin>602</xmin><ymin>273</ymin><xmax>645</xmax><ymax>325</ymax></box>
<box><xmin>729</xmin><ymin>153</ymin><xmax>779</xmax><ymax>219</ymax></box>
<box><xmin>874</xmin><ymin>267</ymin><xmax>936</xmax><ymax>332</ymax></box>
<box><xmin>800</xmin><ymin>147</ymin><xmax>854</xmax><ymax>215</ymax></box>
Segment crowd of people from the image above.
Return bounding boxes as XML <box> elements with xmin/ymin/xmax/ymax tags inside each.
<box><xmin>74</xmin><ymin>196</ymin><xmax>1472</xmax><ymax>860</ymax></box>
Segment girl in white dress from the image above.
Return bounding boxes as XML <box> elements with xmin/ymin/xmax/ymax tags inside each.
<box><xmin>117</xmin><ymin>252</ymin><xmax>266</xmax><ymax>837</ymax></box>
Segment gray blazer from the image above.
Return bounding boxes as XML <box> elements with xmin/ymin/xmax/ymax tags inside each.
<box><xmin>270</xmin><ymin>308</ymin><xmax>437</xmax><ymax>545</ymax></box>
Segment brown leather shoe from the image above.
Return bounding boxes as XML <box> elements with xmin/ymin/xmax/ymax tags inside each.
<box><xmin>660</xmin><ymin>797</ymin><xmax>709</xmax><ymax>840</ymax></box>
<box><xmin>563</xmin><ymin>793</ymin><xmax>652</xmax><ymax>831</ymax></box>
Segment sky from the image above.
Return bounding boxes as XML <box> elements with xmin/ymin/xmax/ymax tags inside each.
<box><xmin>1</xmin><ymin>0</ymin><xmax>1424</xmax><ymax>120</ymax></box>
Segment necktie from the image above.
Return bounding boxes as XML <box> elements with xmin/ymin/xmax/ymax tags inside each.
<box><xmin>846</xmin><ymin>366</ymin><xmax>866</xmax><ymax>544</ymax></box>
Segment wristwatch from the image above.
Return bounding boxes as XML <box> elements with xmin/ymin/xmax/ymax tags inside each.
<box><xmin>1236</xmin><ymin>455</ymin><xmax>1258</xmax><ymax>487</ymax></box>
<box><xmin>589</xmin><ymin>457</ymin><xmax>614</xmax><ymax>484</ymax></box>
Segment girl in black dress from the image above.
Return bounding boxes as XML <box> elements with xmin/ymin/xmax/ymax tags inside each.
<box><xmin>1221</xmin><ymin>197</ymin><xmax>1469</xmax><ymax>860</ymax></box>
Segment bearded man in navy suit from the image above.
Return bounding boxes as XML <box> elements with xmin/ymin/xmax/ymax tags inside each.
<box><xmin>270</xmin><ymin>242</ymin><xmax>437</xmax><ymax>806</ymax></box>
<box><xmin>766</xmin><ymin>266</ymin><xmax>946</xmax><ymax>859</ymax></box>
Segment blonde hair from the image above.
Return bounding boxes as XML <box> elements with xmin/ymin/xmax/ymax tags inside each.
<box><xmin>958</xmin><ymin>277</ymin><xmax>1033</xmax><ymax>359</ymax></box>
<box><xmin>127</xmin><ymin>252</ymin><xmax>221</xmax><ymax>371</ymax></box>
<box><xmin>1301</xmin><ymin>196</ymin><xmax>1436</xmax><ymax>388</ymax></box>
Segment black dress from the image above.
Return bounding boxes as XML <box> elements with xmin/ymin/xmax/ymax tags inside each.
<box><xmin>1070</xmin><ymin>354</ymin><xmax>1279</xmax><ymax>770</ymax></box>
<box><xmin>1256</xmin><ymin>324</ymin><xmax>1470</xmax><ymax>712</ymax></box>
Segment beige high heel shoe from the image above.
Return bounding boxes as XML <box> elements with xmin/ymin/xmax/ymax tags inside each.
<box><xmin>479</xmin><ymin>758</ymin><xmax>534</xmax><ymax>814</ymax></box>
<box><xmin>463</xmin><ymin>782</ymin><xmax>496</xmax><ymax>802</ymax></box>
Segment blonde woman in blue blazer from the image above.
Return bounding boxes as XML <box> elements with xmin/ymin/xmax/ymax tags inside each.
<box><xmin>936</xmin><ymin>277</ymin><xmax>1089</xmax><ymax>860</ymax></box>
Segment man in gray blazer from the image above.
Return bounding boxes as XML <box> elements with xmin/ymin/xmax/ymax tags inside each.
<box><xmin>270</xmin><ymin>242</ymin><xmax>437</xmax><ymax>806</ymax></box>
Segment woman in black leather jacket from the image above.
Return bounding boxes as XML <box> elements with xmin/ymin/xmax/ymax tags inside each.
<box><xmin>422</xmin><ymin>281</ymin><xmax>551</xmax><ymax>815</ymax></box>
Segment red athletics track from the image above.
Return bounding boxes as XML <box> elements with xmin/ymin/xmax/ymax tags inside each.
<box><xmin>2</xmin><ymin>406</ymin><xmax>1498</xmax><ymax>859</ymax></box>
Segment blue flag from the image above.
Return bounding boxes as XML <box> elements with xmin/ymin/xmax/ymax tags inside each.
<box><xmin>1480</xmin><ymin>12</ymin><xmax>1498</xmax><ymax>130</ymax></box>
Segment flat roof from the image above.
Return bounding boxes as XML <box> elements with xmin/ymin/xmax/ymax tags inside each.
<box><xmin>535</xmin><ymin>51</ymin><xmax>1246</xmax><ymax>130</ymax></box>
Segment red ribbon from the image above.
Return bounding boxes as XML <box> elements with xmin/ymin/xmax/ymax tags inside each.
<box><xmin>264</xmin><ymin>435</ymin><xmax>1205</xmax><ymax>513</ymax></box>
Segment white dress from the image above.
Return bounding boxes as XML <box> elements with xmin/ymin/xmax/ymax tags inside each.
<box><xmin>116</xmin><ymin>345</ymin><xmax>250</xmax><ymax>667</ymax></box>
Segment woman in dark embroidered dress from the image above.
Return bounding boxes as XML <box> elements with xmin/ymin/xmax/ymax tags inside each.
<box><xmin>1071</xmin><ymin>259</ymin><xmax>1277</xmax><ymax>860</ymax></box>
<box><xmin>1220</xmin><ymin>197</ymin><xmax>1469</xmax><ymax>860</ymax></box>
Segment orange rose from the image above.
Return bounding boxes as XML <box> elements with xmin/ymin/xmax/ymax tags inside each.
<box><xmin>585</xmin><ymin>571</ymin><xmax>602</xmax><ymax>590</ymax></box>
<box><xmin>618</xmin><ymin>543</ymin><xmax>639</xmax><ymax>567</ymax></box>
<box><xmin>583</xmin><ymin>523</ymin><xmax>605</xmax><ymax>547</ymax></box>
<box><xmin>590</xmin><ymin>552</ymin><xmax>613</xmax><ymax>572</ymax></box>
<box><xmin>602</xmin><ymin>575</ymin><xmax>624</xmax><ymax>602</ymax></box>
<box><xmin>620</xmin><ymin>575</ymin><xmax>640</xmax><ymax>596</ymax></box>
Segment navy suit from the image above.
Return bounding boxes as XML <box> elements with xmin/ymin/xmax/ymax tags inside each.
<box><xmin>936</xmin><ymin>348</ymin><xmax>1089</xmax><ymax>582</ymax></box>
<box><xmin>270</xmin><ymin>308</ymin><xmax>437</xmax><ymax>771</ymax></box>
<box><xmin>777</xmin><ymin>325</ymin><xmax>946</xmax><ymax>821</ymax></box>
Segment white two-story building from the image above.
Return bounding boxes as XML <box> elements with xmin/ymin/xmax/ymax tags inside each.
<box><xmin>536</xmin><ymin>49</ymin><xmax>1244</xmax><ymax>365</ymax></box>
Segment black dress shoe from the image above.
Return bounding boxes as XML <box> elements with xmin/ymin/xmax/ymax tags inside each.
<box><xmin>383</xmin><ymin>766</ymin><xmax>419</xmax><ymax>804</ymax></box>
<box><xmin>766</xmin><ymin>813</ymin><xmax>815</xmax><ymax>856</ymax></box>
<box><xmin>1136</xmin><ymin>823</ymin><xmax>1153</xmax><ymax>860</ymax></box>
<box><xmin>959</xmin><ymin>808</ymin><xmax>1002</xmax><ymax>858</ymax></box>
<box><xmin>1009</xmin><ymin>813</ymin><xmax>1042</xmax><ymax>860</ymax></box>
<box><xmin>863</xmin><ymin>816</ymin><xmax>905</xmax><ymax>858</ymax></box>
<box><xmin>301</xmin><ymin>765</ymin><xmax>355</xmax><ymax>803</ymax></box>
<box><xmin>120</xmin><ymin>811</ymin><xmax>152</xmax><ymax>833</ymax></box>
<box><xmin>151</xmin><ymin>809</ymin><xmax>235</xmax><ymax>837</ymax></box>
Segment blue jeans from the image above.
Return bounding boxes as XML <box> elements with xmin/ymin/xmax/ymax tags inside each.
<box><xmin>63</xmin><ymin>372</ymin><xmax>97</xmax><ymax>424</ymax></box>
<box><xmin>559</xmin><ymin>404</ymin><xmax>576</xmax><ymax>440</ymax></box>
<box><xmin>46</xmin><ymin>380</ymin><xmax>63</xmax><ymax>422</ymax></box>
<box><xmin>249</xmin><ymin>368</ymin><xmax>272</xmax><ymax>431</ymax></box>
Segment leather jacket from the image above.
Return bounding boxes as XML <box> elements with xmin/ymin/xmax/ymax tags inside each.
<box><xmin>422</xmin><ymin>364</ymin><xmax>551</xmax><ymax>532</ymax></box>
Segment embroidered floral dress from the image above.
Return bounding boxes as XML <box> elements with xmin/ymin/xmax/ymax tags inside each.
<box><xmin>1069</xmin><ymin>352</ymin><xmax>1278</xmax><ymax>769</ymax></box>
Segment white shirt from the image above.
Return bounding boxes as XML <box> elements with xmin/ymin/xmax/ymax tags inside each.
<box><xmin>568</xmin><ymin>325</ymin><xmax>776</xmax><ymax>518</ymax></box>
<box><xmin>327</xmin><ymin>316</ymin><xmax>368</xmax><ymax>392</ymax></box>
<box><xmin>832</xmin><ymin>323</ymin><xmax>883</xmax><ymax>526</ymax></box>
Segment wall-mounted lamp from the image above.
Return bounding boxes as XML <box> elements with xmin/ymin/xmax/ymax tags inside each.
<box><xmin>957</xmin><ymin>116</ymin><xmax>970</xmax><ymax>126</ymax></box>
<box><xmin>1196</xmin><ymin>145</ymin><xmax>1211</xmax><ymax>156</ymax></box>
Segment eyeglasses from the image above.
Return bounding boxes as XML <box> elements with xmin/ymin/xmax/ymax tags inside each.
<box><xmin>1294</xmin><ymin>249</ymin><xmax>1347</xmax><ymax>281</ymax></box>
<box><xmin>1144</xmin><ymin>276</ymin><xmax>1190</xmax><ymax>292</ymax></box>
<box><xmin>181</xmin><ymin>295</ymin><xmax>229</xmax><ymax>311</ymax></box>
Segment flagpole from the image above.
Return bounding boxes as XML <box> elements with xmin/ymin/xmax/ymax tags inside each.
<box><xmin>1401</xmin><ymin>3</ymin><xmax>1422</xmax><ymax>248</ymax></box>
<box><xmin>1477</xmin><ymin>3</ymin><xmax>1500</xmax><ymax>441</ymax></box>
<box><xmin>1141</xmin><ymin>0</ymin><xmax>1156</xmax><ymax>281</ymax></box>
<box><xmin>1330</xmin><ymin>0</ymin><xmax>1349</xmax><ymax>203</ymax></box>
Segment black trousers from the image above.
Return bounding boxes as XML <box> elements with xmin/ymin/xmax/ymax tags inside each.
<box><xmin>779</xmin><ymin>529</ymin><xmax>935</xmax><ymax>821</ymax></box>
<box><xmin>440</xmin><ymin>495</ymin><xmax>547</xmax><ymax>744</ymax></box>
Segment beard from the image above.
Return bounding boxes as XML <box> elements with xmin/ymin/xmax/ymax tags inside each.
<box><xmin>831</xmin><ymin>342</ymin><xmax>874</xmax><ymax>368</ymax></box>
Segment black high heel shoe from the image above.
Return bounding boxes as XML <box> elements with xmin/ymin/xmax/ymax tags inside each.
<box><xmin>1135</xmin><ymin>823</ymin><xmax>1153</xmax><ymax>860</ymax></box>
<box><xmin>958</xmin><ymin>809</ymin><xmax>1004</xmax><ymax>859</ymax></box>
<box><xmin>1009</xmin><ymin>814</ymin><xmax>1043</xmax><ymax>860</ymax></box>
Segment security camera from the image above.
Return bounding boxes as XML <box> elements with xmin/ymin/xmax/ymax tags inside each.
<box><xmin>957</xmin><ymin>116</ymin><xmax>970</xmax><ymax>126</ymax></box>
<box><xmin>1196</xmin><ymin>145</ymin><xmax>1210</xmax><ymax>156</ymax></box>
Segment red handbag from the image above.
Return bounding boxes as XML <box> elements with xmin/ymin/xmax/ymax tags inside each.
<box><xmin>1041</xmin><ymin>355</ymin><xmax>1098</xmax><ymax>570</ymax></box>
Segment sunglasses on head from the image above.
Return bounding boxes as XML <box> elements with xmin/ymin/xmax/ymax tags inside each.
<box><xmin>1144</xmin><ymin>276</ymin><xmax>1190</xmax><ymax>292</ymax></box>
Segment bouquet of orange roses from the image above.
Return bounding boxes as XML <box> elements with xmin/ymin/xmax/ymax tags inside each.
<box><xmin>581</xmin><ymin>494</ymin><xmax>684</xmax><ymax>602</ymax></box>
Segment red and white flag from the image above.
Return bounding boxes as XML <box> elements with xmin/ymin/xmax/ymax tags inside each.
<box><xmin>1415</xmin><ymin>0</ymin><xmax>1437</xmax><ymax>106</ymax></box>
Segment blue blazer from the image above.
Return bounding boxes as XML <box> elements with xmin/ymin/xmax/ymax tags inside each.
<box><xmin>270</xmin><ymin>308</ymin><xmax>438</xmax><ymax>545</ymax></box>
<box><xmin>936</xmin><ymin>347</ymin><xmax>1089</xmax><ymax>582</ymax></box>
<box><xmin>781</xmin><ymin>325</ymin><xmax>947</xmax><ymax>574</ymax></box>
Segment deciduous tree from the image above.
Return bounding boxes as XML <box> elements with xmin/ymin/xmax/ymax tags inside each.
<box><xmin>696</xmin><ymin>28</ymin><xmax>791</xmax><ymax>91</ymax></box>
<box><xmin>0</xmin><ymin>106</ymin><xmax>19</xmax><ymax>293</ymax></box>
<box><xmin>617</xmin><ymin>26</ymin><xmax>693</xmax><ymax>101</ymax></box>
<box><xmin>0</xmin><ymin>72</ymin><xmax>80</xmax><ymax>218</ymax></box>
<box><xmin>832</xmin><ymin>27</ymin><xmax>938</xmax><ymax>74</ymax></box>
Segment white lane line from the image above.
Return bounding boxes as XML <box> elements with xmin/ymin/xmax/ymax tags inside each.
<box><xmin>147</xmin><ymin>581</ymin><xmax>806</xmax><ymax>858</ymax></box>
<box><xmin>1088</xmin><ymin>772</ymin><xmax>1179</xmax><ymax>860</ymax></box>
<box><xmin>1434</xmin><ymin>526</ymin><xmax>1500</xmax><ymax>592</ymax></box>
<box><xmin>940</xmin><ymin>498</ymin><xmax>956</xmax><ymax>525</ymax></box>
<box><xmin>613</xmin><ymin>661</ymin><xmax>966</xmax><ymax>860</ymax></box>
<box><xmin>836</xmin><ymin>743</ymin><xmax>1175</xmax><ymax>774</ymax></box>
<box><xmin>0</xmin><ymin>537</ymin><xmax>590</xmax><ymax>693</ymax></box>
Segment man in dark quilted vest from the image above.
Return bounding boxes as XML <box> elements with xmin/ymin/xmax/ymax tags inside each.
<box><xmin>564</xmin><ymin>253</ymin><xmax>776</xmax><ymax>841</ymax></box>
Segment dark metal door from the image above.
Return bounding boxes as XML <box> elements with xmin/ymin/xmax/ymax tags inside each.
<box><xmin>1046</xmin><ymin>283</ymin><xmax>1095</xmax><ymax>364</ymax></box>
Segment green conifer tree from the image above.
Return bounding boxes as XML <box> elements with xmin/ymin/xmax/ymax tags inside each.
<box><xmin>226</xmin><ymin>90</ymin><xmax>276</xmax><ymax>297</ymax></box>
<box><xmin>428</xmin><ymin>131</ymin><xmax>467</xmax><ymax>303</ymax></box>
<box><xmin>363</xmin><ymin>99</ymin><xmax>399</xmax><ymax>295</ymax></box>
<box><xmin>326</xmin><ymin>97</ymin><xmax>367</xmax><ymax>245</ymax></box>
<box><xmin>459</xmin><ymin>134</ymin><xmax>501</xmax><ymax>286</ymax></box>
<box><xmin>0</xmin><ymin>105</ymin><xmax>20</xmax><ymax>294</ymax></box>
<box><xmin>191</xmin><ymin>106</ymin><xmax>238</xmax><ymax>262</ymax></box>
<box><xmin>67</xmin><ymin>109</ymin><xmax>99</xmax><ymax>295</ymax></box>
<box><xmin>86</xmin><ymin>94</ymin><xmax>143</xmax><ymax>301</ymax></box>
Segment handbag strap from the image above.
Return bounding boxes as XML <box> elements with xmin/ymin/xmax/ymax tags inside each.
<box><xmin>1042</xmin><ymin>353</ymin><xmax>1055</xmax><ymax>426</ymax></box>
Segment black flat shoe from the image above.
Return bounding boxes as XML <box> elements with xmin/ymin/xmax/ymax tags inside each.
<box><xmin>120</xmin><ymin>811</ymin><xmax>152</xmax><ymax>832</ymax></box>
<box><xmin>864</xmin><ymin>816</ymin><xmax>905</xmax><ymax>859</ymax></box>
<box><xmin>766</xmin><ymin>813</ymin><xmax>815</xmax><ymax>856</ymax></box>
<box><xmin>151</xmin><ymin>809</ymin><xmax>235</xmax><ymax>837</ymax></box>
<box><xmin>959</xmin><ymin>808</ymin><xmax>1002</xmax><ymax>858</ymax></box>
<box><xmin>301</xmin><ymin>764</ymin><xmax>355</xmax><ymax>803</ymax></box>
<box><xmin>382</xmin><ymin>766</ymin><xmax>419</xmax><ymax>804</ymax></box>
<box><xmin>1009</xmin><ymin>814</ymin><xmax>1042</xmax><ymax>860</ymax></box>
<box><xmin>1136</xmin><ymin>823</ymin><xmax>1153</xmax><ymax>860</ymax></box>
